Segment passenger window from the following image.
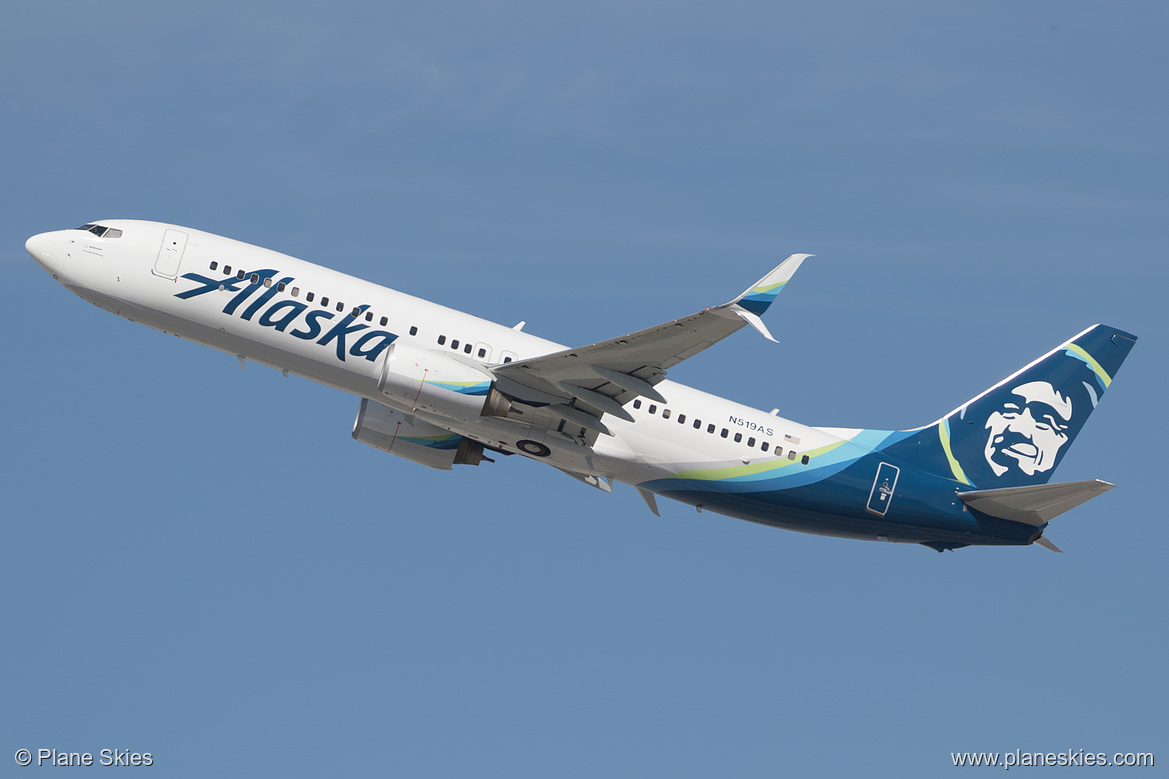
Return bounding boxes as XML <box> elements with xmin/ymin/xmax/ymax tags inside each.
<box><xmin>503</xmin><ymin>356</ymin><xmax>513</xmax><ymax>363</ymax></box>
<box><xmin>321</xmin><ymin>296</ymin><xmax>330</xmax><ymax>307</ymax></box>
<box><xmin>720</xmin><ymin>428</ymin><xmax>729</xmax><ymax>438</ymax></box>
<box><xmin>662</xmin><ymin>409</ymin><xmax>671</xmax><ymax>419</ymax></box>
<box><xmin>761</xmin><ymin>442</ymin><xmax>770</xmax><ymax>452</ymax></box>
<box><xmin>801</xmin><ymin>455</ymin><xmax>810</xmax><ymax>465</ymax></box>
<box><xmin>477</xmin><ymin>347</ymin><xmax>486</xmax><ymax>358</ymax></box>
<box><xmin>633</xmin><ymin>399</ymin><xmax>642</xmax><ymax>409</ymax></box>
<box><xmin>250</xmin><ymin>273</ymin><xmax>259</xmax><ymax>284</ymax></box>
<box><xmin>337</xmin><ymin>302</ymin><xmax>345</xmax><ymax>312</ymax></box>
<box><xmin>707</xmin><ymin>424</ymin><xmax>715</xmax><ymax>434</ymax></box>
<box><xmin>291</xmin><ymin>287</ymin><xmax>299</xmax><ymax>297</ymax></box>
<box><xmin>237</xmin><ymin>270</ymin><xmax>245</xmax><ymax>280</ymax></box>
<box><xmin>223</xmin><ymin>265</ymin><xmax>232</xmax><ymax>275</ymax></box>
<box><xmin>734</xmin><ymin>432</ymin><xmax>742</xmax><ymax>443</ymax></box>
<box><xmin>464</xmin><ymin>343</ymin><xmax>472</xmax><ymax>354</ymax></box>
<box><xmin>263</xmin><ymin>278</ymin><xmax>272</xmax><ymax>288</ymax></box>
<box><xmin>210</xmin><ymin>261</ymin><xmax>218</xmax><ymax>271</ymax></box>
<box><xmin>775</xmin><ymin>447</ymin><xmax>783</xmax><ymax>457</ymax></box>
<box><xmin>277</xmin><ymin>282</ymin><xmax>286</xmax><ymax>292</ymax></box>
<box><xmin>408</xmin><ymin>325</ymin><xmax>416</xmax><ymax>334</ymax></box>
<box><xmin>677</xmin><ymin>414</ymin><xmax>686</xmax><ymax>424</ymax></box>
<box><xmin>693</xmin><ymin>419</ymin><xmax>701</xmax><ymax>429</ymax></box>
<box><xmin>501</xmin><ymin>351</ymin><xmax>518</xmax><ymax>364</ymax></box>
<box><xmin>748</xmin><ymin>437</ymin><xmax>756</xmax><ymax>447</ymax></box>
<box><xmin>788</xmin><ymin>450</ymin><xmax>798</xmax><ymax>461</ymax></box>
<box><xmin>648</xmin><ymin>404</ymin><xmax>657</xmax><ymax>415</ymax></box>
<box><xmin>438</xmin><ymin>335</ymin><xmax>446</xmax><ymax>345</ymax></box>
<box><xmin>451</xmin><ymin>339</ymin><xmax>459</xmax><ymax>350</ymax></box>
<box><xmin>306</xmin><ymin>292</ymin><xmax>315</xmax><ymax>302</ymax></box>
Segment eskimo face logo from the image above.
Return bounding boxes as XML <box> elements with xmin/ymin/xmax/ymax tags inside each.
<box><xmin>983</xmin><ymin>380</ymin><xmax>1072</xmax><ymax>477</ymax></box>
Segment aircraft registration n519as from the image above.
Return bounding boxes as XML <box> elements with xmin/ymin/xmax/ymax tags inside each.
<box><xmin>27</xmin><ymin>220</ymin><xmax>1137</xmax><ymax>552</ymax></box>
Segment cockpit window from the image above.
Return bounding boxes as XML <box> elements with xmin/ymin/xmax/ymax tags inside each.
<box><xmin>75</xmin><ymin>223</ymin><xmax>122</xmax><ymax>238</ymax></box>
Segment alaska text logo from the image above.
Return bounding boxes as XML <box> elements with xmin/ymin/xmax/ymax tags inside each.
<box><xmin>175</xmin><ymin>269</ymin><xmax>397</xmax><ymax>363</ymax></box>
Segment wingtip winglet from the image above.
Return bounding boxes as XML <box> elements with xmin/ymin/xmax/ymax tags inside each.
<box><xmin>735</xmin><ymin>310</ymin><xmax>779</xmax><ymax>343</ymax></box>
<box><xmin>732</xmin><ymin>253</ymin><xmax>813</xmax><ymax>317</ymax></box>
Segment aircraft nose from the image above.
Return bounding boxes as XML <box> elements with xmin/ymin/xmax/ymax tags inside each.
<box><xmin>26</xmin><ymin>231</ymin><xmax>58</xmax><ymax>270</ymax></box>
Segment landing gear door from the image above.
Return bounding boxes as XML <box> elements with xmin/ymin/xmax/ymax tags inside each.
<box><xmin>866</xmin><ymin>462</ymin><xmax>900</xmax><ymax>517</ymax></box>
<box><xmin>153</xmin><ymin>229</ymin><xmax>188</xmax><ymax>279</ymax></box>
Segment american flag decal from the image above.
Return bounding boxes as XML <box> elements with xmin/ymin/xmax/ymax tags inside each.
<box><xmin>785</xmin><ymin>434</ymin><xmax>801</xmax><ymax>445</ymax></box>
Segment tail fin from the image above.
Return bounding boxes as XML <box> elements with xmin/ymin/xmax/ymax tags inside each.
<box><xmin>892</xmin><ymin>324</ymin><xmax>1137</xmax><ymax>489</ymax></box>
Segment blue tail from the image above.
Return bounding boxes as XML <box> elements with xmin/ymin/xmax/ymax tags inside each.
<box><xmin>886</xmin><ymin>324</ymin><xmax>1137</xmax><ymax>489</ymax></box>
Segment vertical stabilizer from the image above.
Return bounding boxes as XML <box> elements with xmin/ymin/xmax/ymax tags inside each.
<box><xmin>888</xmin><ymin>325</ymin><xmax>1137</xmax><ymax>489</ymax></box>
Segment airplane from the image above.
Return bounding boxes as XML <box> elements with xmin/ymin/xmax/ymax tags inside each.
<box><xmin>26</xmin><ymin>220</ymin><xmax>1137</xmax><ymax>552</ymax></box>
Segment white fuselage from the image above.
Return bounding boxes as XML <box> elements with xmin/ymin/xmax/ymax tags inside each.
<box><xmin>27</xmin><ymin>220</ymin><xmax>842</xmax><ymax>497</ymax></box>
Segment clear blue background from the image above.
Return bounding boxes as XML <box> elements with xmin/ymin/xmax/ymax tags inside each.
<box><xmin>3</xmin><ymin>2</ymin><xmax>1165</xmax><ymax>776</ymax></box>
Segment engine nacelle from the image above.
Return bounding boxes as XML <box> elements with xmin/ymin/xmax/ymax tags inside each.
<box><xmin>352</xmin><ymin>398</ymin><xmax>488</xmax><ymax>470</ymax></box>
<box><xmin>376</xmin><ymin>341</ymin><xmax>495</xmax><ymax>420</ymax></box>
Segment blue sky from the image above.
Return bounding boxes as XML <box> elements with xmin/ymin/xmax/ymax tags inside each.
<box><xmin>3</xmin><ymin>2</ymin><xmax>1166</xmax><ymax>776</ymax></box>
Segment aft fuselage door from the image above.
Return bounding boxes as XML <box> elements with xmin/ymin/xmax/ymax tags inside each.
<box><xmin>153</xmin><ymin>229</ymin><xmax>189</xmax><ymax>279</ymax></box>
<box><xmin>866</xmin><ymin>462</ymin><xmax>900</xmax><ymax>517</ymax></box>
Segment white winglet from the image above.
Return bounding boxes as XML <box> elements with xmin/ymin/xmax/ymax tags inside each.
<box><xmin>735</xmin><ymin>310</ymin><xmax>778</xmax><ymax>343</ymax></box>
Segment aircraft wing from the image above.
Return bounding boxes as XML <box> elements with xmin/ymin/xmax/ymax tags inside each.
<box><xmin>489</xmin><ymin>254</ymin><xmax>811</xmax><ymax>433</ymax></box>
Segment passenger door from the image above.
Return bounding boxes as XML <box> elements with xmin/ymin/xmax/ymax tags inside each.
<box><xmin>152</xmin><ymin>229</ymin><xmax>188</xmax><ymax>279</ymax></box>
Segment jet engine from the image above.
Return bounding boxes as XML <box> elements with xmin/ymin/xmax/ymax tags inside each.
<box><xmin>376</xmin><ymin>341</ymin><xmax>500</xmax><ymax>420</ymax></box>
<box><xmin>352</xmin><ymin>398</ymin><xmax>489</xmax><ymax>470</ymax></box>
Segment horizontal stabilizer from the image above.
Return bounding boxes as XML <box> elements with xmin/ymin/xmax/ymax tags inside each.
<box><xmin>1033</xmin><ymin>535</ymin><xmax>1064</xmax><ymax>553</ymax></box>
<box><xmin>957</xmin><ymin>479</ymin><xmax>1115</xmax><ymax>526</ymax></box>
